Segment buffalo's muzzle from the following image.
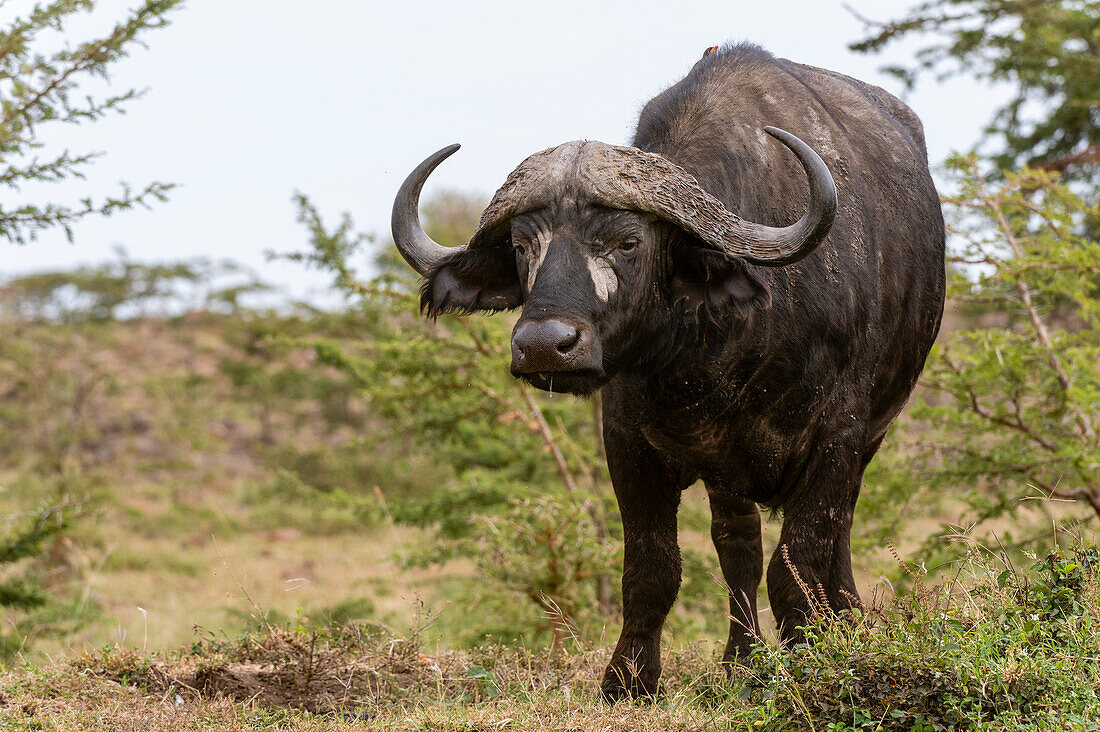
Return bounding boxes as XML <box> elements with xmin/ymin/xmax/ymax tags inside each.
<box><xmin>510</xmin><ymin>319</ymin><xmax>603</xmax><ymax>386</ymax></box>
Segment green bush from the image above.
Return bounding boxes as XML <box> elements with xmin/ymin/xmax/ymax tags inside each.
<box><xmin>739</xmin><ymin>542</ymin><xmax>1100</xmax><ymax>730</ymax></box>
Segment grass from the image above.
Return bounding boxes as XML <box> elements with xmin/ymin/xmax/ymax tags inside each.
<box><xmin>3</xmin><ymin>542</ymin><xmax>1099</xmax><ymax>731</ymax></box>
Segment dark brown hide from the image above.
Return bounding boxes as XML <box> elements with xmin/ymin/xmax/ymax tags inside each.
<box><xmin>393</xmin><ymin>43</ymin><xmax>946</xmax><ymax>701</ymax></box>
<box><xmin>595</xmin><ymin>45</ymin><xmax>944</xmax><ymax>699</ymax></box>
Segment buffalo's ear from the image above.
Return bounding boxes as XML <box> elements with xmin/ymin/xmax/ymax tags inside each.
<box><xmin>421</xmin><ymin>248</ymin><xmax>522</xmax><ymax>316</ymax></box>
<box><xmin>671</xmin><ymin>246</ymin><xmax>771</xmax><ymax>322</ymax></box>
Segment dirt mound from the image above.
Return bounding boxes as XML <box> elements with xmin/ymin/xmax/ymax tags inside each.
<box><xmin>73</xmin><ymin>627</ymin><xmax>585</xmax><ymax>714</ymax></box>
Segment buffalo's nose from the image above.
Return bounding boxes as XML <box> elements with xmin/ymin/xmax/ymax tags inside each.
<box><xmin>511</xmin><ymin>319</ymin><xmax>597</xmax><ymax>374</ymax></box>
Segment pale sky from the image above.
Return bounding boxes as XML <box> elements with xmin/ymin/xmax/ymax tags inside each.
<box><xmin>4</xmin><ymin>0</ymin><xmax>1007</xmax><ymax>300</ymax></box>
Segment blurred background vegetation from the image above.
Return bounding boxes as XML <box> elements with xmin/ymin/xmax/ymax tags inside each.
<box><xmin>0</xmin><ymin>0</ymin><xmax>1097</xmax><ymax>674</ymax></box>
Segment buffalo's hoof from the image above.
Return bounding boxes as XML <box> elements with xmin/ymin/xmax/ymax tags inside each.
<box><xmin>720</xmin><ymin>642</ymin><xmax>757</xmax><ymax>670</ymax></box>
<box><xmin>600</xmin><ymin>663</ymin><xmax>660</xmax><ymax>703</ymax></box>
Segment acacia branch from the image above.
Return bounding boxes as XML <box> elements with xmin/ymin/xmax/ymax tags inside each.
<box><xmin>988</xmin><ymin>192</ymin><xmax>1096</xmax><ymax>441</ymax></box>
<box><xmin>519</xmin><ymin>387</ymin><xmax>579</xmax><ymax>495</ymax></box>
<box><xmin>455</xmin><ymin>317</ymin><xmax>579</xmax><ymax>494</ymax></box>
<box><xmin>1036</xmin><ymin>141</ymin><xmax>1100</xmax><ymax>174</ymax></box>
<box><xmin>1049</xmin><ymin>487</ymin><xmax>1100</xmax><ymax>517</ymax></box>
<box><xmin>939</xmin><ymin>353</ymin><xmax>1059</xmax><ymax>452</ymax></box>
<box><xmin>3</xmin><ymin>2</ymin><xmax>177</xmax><ymax>134</ymax></box>
<box><xmin>841</xmin><ymin>3</ymin><xmax>893</xmax><ymax>29</ymax></box>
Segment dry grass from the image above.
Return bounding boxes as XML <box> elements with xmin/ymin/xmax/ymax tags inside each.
<box><xmin>1</xmin><ymin>629</ymin><xmax>745</xmax><ymax>731</ymax></box>
<box><xmin>8</xmin><ymin>548</ymin><xmax>1099</xmax><ymax>732</ymax></box>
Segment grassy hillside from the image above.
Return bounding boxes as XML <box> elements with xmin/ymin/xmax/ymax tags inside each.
<box><xmin>0</xmin><ymin>311</ymin><xmax>705</xmax><ymax>656</ymax></box>
<box><xmin>0</xmin><ymin>312</ymin><xmax>447</xmax><ymax>657</ymax></box>
<box><xmin>0</xmin><ymin>306</ymin><xmax>1091</xmax><ymax>651</ymax></box>
<box><xmin>0</xmin><ymin>295</ymin><xmax>1095</xmax><ymax>729</ymax></box>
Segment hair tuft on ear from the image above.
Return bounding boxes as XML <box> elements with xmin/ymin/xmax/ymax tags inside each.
<box><xmin>419</xmin><ymin>248</ymin><xmax>522</xmax><ymax>318</ymax></box>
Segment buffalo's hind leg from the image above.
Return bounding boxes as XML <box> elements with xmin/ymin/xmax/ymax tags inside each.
<box><xmin>766</xmin><ymin>436</ymin><xmax>862</xmax><ymax>645</ymax></box>
<box><xmin>704</xmin><ymin>484</ymin><xmax>763</xmax><ymax>664</ymax></box>
<box><xmin>600</xmin><ymin>418</ymin><xmax>686</xmax><ymax>702</ymax></box>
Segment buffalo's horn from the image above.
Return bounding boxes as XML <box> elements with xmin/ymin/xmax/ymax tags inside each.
<box><xmin>465</xmin><ymin>128</ymin><xmax>837</xmax><ymax>266</ymax></box>
<box><xmin>576</xmin><ymin>126</ymin><xmax>837</xmax><ymax>266</ymax></box>
<box><xmin>391</xmin><ymin>144</ymin><xmax>464</xmax><ymax>275</ymax></box>
<box><xmin>743</xmin><ymin>126</ymin><xmax>838</xmax><ymax>265</ymax></box>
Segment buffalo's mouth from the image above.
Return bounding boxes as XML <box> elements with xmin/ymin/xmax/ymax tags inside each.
<box><xmin>515</xmin><ymin>368</ymin><xmax>608</xmax><ymax>396</ymax></box>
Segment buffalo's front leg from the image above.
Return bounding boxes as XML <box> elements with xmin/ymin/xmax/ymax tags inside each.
<box><xmin>704</xmin><ymin>485</ymin><xmax>762</xmax><ymax>663</ymax></box>
<box><xmin>600</xmin><ymin>424</ymin><xmax>684</xmax><ymax>702</ymax></box>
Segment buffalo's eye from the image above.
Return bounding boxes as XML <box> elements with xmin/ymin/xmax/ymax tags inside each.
<box><xmin>513</xmin><ymin>240</ymin><xmax>528</xmax><ymax>257</ymax></box>
<box><xmin>618</xmin><ymin>239</ymin><xmax>639</xmax><ymax>254</ymax></box>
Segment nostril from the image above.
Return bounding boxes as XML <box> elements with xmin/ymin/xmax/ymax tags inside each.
<box><xmin>555</xmin><ymin>328</ymin><xmax>580</xmax><ymax>354</ymax></box>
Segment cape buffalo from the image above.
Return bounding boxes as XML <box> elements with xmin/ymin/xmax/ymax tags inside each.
<box><xmin>391</xmin><ymin>42</ymin><xmax>945</xmax><ymax>700</ymax></box>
